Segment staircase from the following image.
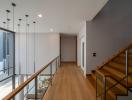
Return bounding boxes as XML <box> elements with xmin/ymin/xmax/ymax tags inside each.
<box><xmin>87</xmin><ymin>44</ymin><xmax>132</xmax><ymax>100</ymax></box>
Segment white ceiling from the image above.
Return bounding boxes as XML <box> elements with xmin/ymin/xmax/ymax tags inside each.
<box><xmin>0</xmin><ymin>0</ymin><xmax>108</xmax><ymax>34</ymax></box>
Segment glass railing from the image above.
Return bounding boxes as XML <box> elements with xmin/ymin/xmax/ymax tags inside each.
<box><xmin>2</xmin><ymin>56</ymin><xmax>60</xmax><ymax>100</ymax></box>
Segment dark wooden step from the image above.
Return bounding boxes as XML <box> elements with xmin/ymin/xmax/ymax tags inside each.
<box><xmin>114</xmin><ymin>57</ymin><xmax>132</xmax><ymax>66</ymax></box>
<box><xmin>103</xmin><ymin>66</ymin><xmax>132</xmax><ymax>88</ymax></box>
<box><xmin>91</xmin><ymin>72</ymin><xmax>118</xmax><ymax>100</ymax></box>
<box><xmin>108</xmin><ymin>61</ymin><xmax>132</xmax><ymax>73</ymax></box>
<box><xmin>96</xmin><ymin>69</ymin><xmax>127</xmax><ymax>95</ymax></box>
<box><xmin>119</xmin><ymin>53</ymin><xmax>132</xmax><ymax>58</ymax></box>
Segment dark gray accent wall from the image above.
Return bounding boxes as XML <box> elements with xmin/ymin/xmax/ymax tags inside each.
<box><xmin>86</xmin><ymin>0</ymin><xmax>132</xmax><ymax>73</ymax></box>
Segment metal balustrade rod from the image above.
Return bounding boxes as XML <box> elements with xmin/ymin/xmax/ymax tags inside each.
<box><xmin>103</xmin><ymin>77</ymin><xmax>106</xmax><ymax>100</ymax></box>
<box><xmin>125</xmin><ymin>50</ymin><xmax>128</xmax><ymax>87</ymax></box>
<box><xmin>50</xmin><ymin>63</ymin><xmax>53</xmax><ymax>85</ymax></box>
<box><xmin>96</xmin><ymin>76</ymin><xmax>98</xmax><ymax>100</ymax></box>
<box><xmin>35</xmin><ymin>76</ymin><xmax>38</xmax><ymax>100</ymax></box>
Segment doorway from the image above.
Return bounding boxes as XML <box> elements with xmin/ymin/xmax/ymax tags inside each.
<box><xmin>60</xmin><ymin>34</ymin><xmax>77</xmax><ymax>63</ymax></box>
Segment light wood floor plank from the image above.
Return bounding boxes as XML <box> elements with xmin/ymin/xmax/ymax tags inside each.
<box><xmin>43</xmin><ymin>63</ymin><xmax>95</xmax><ymax>100</ymax></box>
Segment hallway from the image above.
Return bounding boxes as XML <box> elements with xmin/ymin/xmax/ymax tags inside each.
<box><xmin>43</xmin><ymin>63</ymin><xmax>96</xmax><ymax>100</ymax></box>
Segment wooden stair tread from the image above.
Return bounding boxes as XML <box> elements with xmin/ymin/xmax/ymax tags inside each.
<box><xmin>91</xmin><ymin>71</ymin><xmax>125</xmax><ymax>99</ymax></box>
<box><xmin>103</xmin><ymin>66</ymin><xmax>125</xmax><ymax>78</ymax></box>
<box><xmin>103</xmin><ymin>66</ymin><xmax>132</xmax><ymax>87</ymax></box>
<box><xmin>96</xmin><ymin>69</ymin><xmax>127</xmax><ymax>95</ymax></box>
<box><xmin>119</xmin><ymin>53</ymin><xmax>132</xmax><ymax>58</ymax></box>
<box><xmin>114</xmin><ymin>57</ymin><xmax>132</xmax><ymax>66</ymax></box>
<box><xmin>109</xmin><ymin>61</ymin><xmax>132</xmax><ymax>73</ymax></box>
<box><xmin>96</xmin><ymin>69</ymin><xmax>110</xmax><ymax>76</ymax></box>
<box><xmin>106</xmin><ymin>91</ymin><xmax>116</xmax><ymax>100</ymax></box>
<box><xmin>92</xmin><ymin>44</ymin><xmax>132</xmax><ymax>99</ymax></box>
<box><xmin>93</xmin><ymin>73</ymin><xmax>116</xmax><ymax>100</ymax></box>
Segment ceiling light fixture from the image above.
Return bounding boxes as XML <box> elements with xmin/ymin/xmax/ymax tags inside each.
<box><xmin>38</xmin><ymin>14</ymin><xmax>43</xmax><ymax>18</ymax></box>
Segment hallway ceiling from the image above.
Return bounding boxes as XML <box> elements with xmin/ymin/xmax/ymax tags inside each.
<box><xmin>0</xmin><ymin>0</ymin><xmax>108</xmax><ymax>33</ymax></box>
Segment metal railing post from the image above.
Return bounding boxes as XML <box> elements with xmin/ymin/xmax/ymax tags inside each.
<box><xmin>50</xmin><ymin>63</ymin><xmax>52</xmax><ymax>85</ymax></box>
<box><xmin>96</xmin><ymin>76</ymin><xmax>98</xmax><ymax>100</ymax></box>
<box><xmin>35</xmin><ymin>76</ymin><xmax>38</xmax><ymax>100</ymax></box>
<box><xmin>125</xmin><ymin>50</ymin><xmax>128</xmax><ymax>87</ymax></box>
<box><xmin>103</xmin><ymin>77</ymin><xmax>106</xmax><ymax>100</ymax></box>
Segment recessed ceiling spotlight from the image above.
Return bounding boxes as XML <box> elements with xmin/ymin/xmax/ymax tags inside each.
<box><xmin>38</xmin><ymin>14</ymin><xmax>43</xmax><ymax>18</ymax></box>
<box><xmin>50</xmin><ymin>28</ymin><xmax>54</xmax><ymax>32</ymax></box>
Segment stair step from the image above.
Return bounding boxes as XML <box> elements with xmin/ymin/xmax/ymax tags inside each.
<box><xmin>91</xmin><ymin>72</ymin><xmax>119</xmax><ymax>100</ymax></box>
<box><xmin>96</xmin><ymin>69</ymin><xmax>127</xmax><ymax>95</ymax></box>
<box><xmin>103</xmin><ymin>66</ymin><xmax>132</xmax><ymax>87</ymax></box>
<box><xmin>108</xmin><ymin>62</ymin><xmax>132</xmax><ymax>73</ymax></box>
<box><xmin>114</xmin><ymin>57</ymin><xmax>132</xmax><ymax>66</ymax></box>
<box><xmin>119</xmin><ymin>53</ymin><xmax>132</xmax><ymax>58</ymax></box>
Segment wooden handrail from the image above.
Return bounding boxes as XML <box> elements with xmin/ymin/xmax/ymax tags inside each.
<box><xmin>97</xmin><ymin>43</ymin><xmax>132</xmax><ymax>69</ymax></box>
<box><xmin>2</xmin><ymin>56</ymin><xmax>59</xmax><ymax>100</ymax></box>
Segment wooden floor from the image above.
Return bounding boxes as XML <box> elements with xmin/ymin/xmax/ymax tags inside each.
<box><xmin>43</xmin><ymin>63</ymin><xmax>96</xmax><ymax>100</ymax></box>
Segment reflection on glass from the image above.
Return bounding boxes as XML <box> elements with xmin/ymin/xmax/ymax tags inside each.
<box><xmin>0</xmin><ymin>30</ymin><xmax>14</xmax><ymax>81</ymax></box>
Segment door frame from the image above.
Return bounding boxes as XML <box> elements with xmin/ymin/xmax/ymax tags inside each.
<box><xmin>60</xmin><ymin>34</ymin><xmax>77</xmax><ymax>63</ymax></box>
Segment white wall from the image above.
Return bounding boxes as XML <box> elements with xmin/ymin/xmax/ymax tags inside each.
<box><xmin>77</xmin><ymin>21</ymin><xmax>87</xmax><ymax>76</ymax></box>
<box><xmin>15</xmin><ymin>33</ymin><xmax>60</xmax><ymax>74</ymax></box>
<box><xmin>61</xmin><ymin>35</ymin><xmax>77</xmax><ymax>62</ymax></box>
